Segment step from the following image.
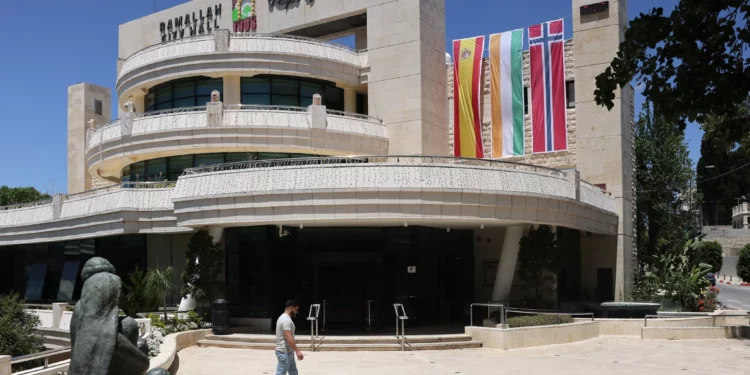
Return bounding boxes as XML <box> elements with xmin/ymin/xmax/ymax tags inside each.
<box><xmin>197</xmin><ymin>339</ymin><xmax>482</xmax><ymax>352</ymax></box>
<box><xmin>204</xmin><ymin>334</ymin><xmax>473</xmax><ymax>345</ymax></box>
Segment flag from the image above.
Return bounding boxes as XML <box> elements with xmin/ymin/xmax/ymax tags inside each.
<box><xmin>490</xmin><ymin>30</ymin><xmax>524</xmax><ymax>158</ymax></box>
<box><xmin>453</xmin><ymin>36</ymin><xmax>485</xmax><ymax>158</ymax></box>
<box><xmin>529</xmin><ymin>19</ymin><xmax>568</xmax><ymax>153</ymax></box>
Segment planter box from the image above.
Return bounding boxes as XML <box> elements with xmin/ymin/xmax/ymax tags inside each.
<box><xmin>466</xmin><ymin>321</ymin><xmax>599</xmax><ymax>350</ymax></box>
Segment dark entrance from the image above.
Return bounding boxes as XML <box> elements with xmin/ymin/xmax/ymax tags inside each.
<box><xmin>225</xmin><ymin>226</ymin><xmax>474</xmax><ymax>334</ymax></box>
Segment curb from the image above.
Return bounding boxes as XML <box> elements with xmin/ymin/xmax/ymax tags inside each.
<box><xmin>720</xmin><ymin>280</ymin><xmax>725</xmax><ymax>283</ymax></box>
<box><xmin>741</xmin><ymin>283</ymin><xmax>750</xmax><ymax>287</ymax></box>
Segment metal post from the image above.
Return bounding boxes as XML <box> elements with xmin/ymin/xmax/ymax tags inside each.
<box><xmin>44</xmin><ymin>357</ymin><xmax>48</xmax><ymax>369</ymax></box>
<box><xmin>470</xmin><ymin>304</ymin><xmax>473</xmax><ymax>327</ymax></box>
<box><xmin>323</xmin><ymin>300</ymin><xmax>327</xmax><ymax>332</ymax></box>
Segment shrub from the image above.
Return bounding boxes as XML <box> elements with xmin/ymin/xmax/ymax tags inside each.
<box><xmin>183</xmin><ymin>230</ymin><xmax>225</xmax><ymax>310</ymax></box>
<box><xmin>698</xmin><ymin>286</ymin><xmax>720</xmax><ymax>312</ymax></box>
<box><xmin>121</xmin><ymin>267</ymin><xmax>161</xmax><ymax>317</ymax></box>
<box><xmin>0</xmin><ymin>293</ymin><xmax>45</xmax><ymax>357</ymax></box>
<box><xmin>693</xmin><ymin>241</ymin><xmax>723</xmax><ymax>273</ymax></box>
<box><xmin>506</xmin><ymin>314</ymin><xmax>574</xmax><ymax>328</ymax></box>
<box><xmin>738</xmin><ymin>244</ymin><xmax>750</xmax><ymax>282</ymax></box>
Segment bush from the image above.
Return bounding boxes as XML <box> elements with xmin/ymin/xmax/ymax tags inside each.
<box><xmin>506</xmin><ymin>314</ymin><xmax>574</xmax><ymax>328</ymax></box>
<box><xmin>738</xmin><ymin>244</ymin><xmax>750</xmax><ymax>282</ymax></box>
<box><xmin>0</xmin><ymin>293</ymin><xmax>45</xmax><ymax>357</ymax></box>
<box><xmin>121</xmin><ymin>267</ymin><xmax>161</xmax><ymax>317</ymax></box>
<box><xmin>693</xmin><ymin>241</ymin><xmax>723</xmax><ymax>273</ymax></box>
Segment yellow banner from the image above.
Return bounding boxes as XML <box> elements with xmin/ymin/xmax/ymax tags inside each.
<box><xmin>453</xmin><ymin>36</ymin><xmax>485</xmax><ymax>158</ymax></box>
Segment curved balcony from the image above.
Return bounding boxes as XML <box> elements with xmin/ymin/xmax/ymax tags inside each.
<box><xmin>117</xmin><ymin>32</ymin><xmax>367</xmax><ymax>105</ymax></box>
<box><xmin>86</xmin><ymin>105</ymin><xmax>387</xmax><ymax>180</ymax></box>
<box><xmin>171</xmin><ymin>156</ymin><xmax>618</xmax><ymax>235</ymax></box>
<box><xmin>0</xmin><ymin>183</ymin><xmax>188</xmax><ymax>246</ymax></box>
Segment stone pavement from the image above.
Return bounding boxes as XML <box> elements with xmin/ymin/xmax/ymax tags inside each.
<box><xmin>174</xmin><ymin>336</ymin><xmax>750</xmax><ymax>375</ymax></box>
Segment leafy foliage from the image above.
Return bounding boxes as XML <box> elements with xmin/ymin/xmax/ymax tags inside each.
<box><xmin>182</xmin><ymin>230</ymin><xmax>225</xmax><ymax>309</ymax></box>
<box><xmin>506</xmin><ymin>314</ymin><xmax>574</xmax><ymax>328</ymax></box>
<box><xmin>0</xmin><ymin>186</ymin><xmax>50</xmax><ymax>206</ymax></box>
<box><xmin>147</xmin><ymin>266</ymin><xmax>174</xmax><ymax>322</ymax></box>
<box><xmin>517</xmin><ymin>225</ymin><xmax>559</xmax><ymax>307</ymax></box>
<box><xmin>595</xmin><ymin>0</ymin><xmax>750</xmax><ymax>144</ymax></box>
<box><xmin>698</xmin><ymin>286</ymin><xmax>720</xmax><ymax>312</ymax></box>
<box><xmin>737</xmin><ymin>244</ymin><xmax>750</xmax><ymax>282</ymax></box>
<box><xmin>121</xmin><ymin>267</ymin><xmax>161</xmax><ymax>318</ymax></box>
<box><xmin>0</xmin><ymin>293</ymin><xmax>45</xmax><ymax>357</ymax></box>
<box><xmin>634</xmin><ymin>102</ymin><xmax>695</xmax><ymax>268</ymax></box>
<box><xmin>693</xmin><ymin>241</ymin><xmax>723</xmax><ymax>273</ymax></box>
<box><xmin>148</xmin><ymin>311</ymin><xmax>210</xmax><ymax>336</ymax></box>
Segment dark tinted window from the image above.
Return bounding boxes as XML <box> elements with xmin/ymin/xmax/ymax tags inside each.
<box><xmin>146</xmin><ymin>77</ymin><xmax>223</xmax><ymax>111</ymax></box>
<box><xmin>241</xmin><ymin>76</ymin><xmax>344</xmax><ymax>111</ymax></box>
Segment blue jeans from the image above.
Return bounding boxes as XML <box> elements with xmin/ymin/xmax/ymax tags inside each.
<box><xmin>275</xmin><ymin>350</ymin><xmax>298</xmax><ymax>375</ymax></box>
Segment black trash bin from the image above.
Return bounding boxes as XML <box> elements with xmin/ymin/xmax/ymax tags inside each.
<box><xmin>212</xmin><ymin>299</ymin><xmax>231</xmax><ymax>335</ymax></box>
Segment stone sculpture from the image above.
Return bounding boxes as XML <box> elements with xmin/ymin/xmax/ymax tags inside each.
<box><xmin>69</xmin><ymin>257</ymin><xmax>164</xmax><ymax>375</ymax></box>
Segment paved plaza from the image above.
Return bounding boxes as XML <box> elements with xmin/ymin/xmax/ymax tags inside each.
<box><xmin>174</xmin><ymin>336</ymin><xmax>750</xmax><ymax>375</ymax></box>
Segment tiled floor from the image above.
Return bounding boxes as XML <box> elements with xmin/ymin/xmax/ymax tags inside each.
<box><xmin>173</xmin><ymin>336</ymin><xmax>750</xmax><ymax>375</ymax></box>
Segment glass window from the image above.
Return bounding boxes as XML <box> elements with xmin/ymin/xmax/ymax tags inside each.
<box><xmin>566</xmin><ymin>80</ymin><xmax>575</xmax><ymax>108</ymax></box>
<box><xmin>57</xmin><ymin>260</ymin><xmax>79</xmax><ymax>301</ymax></box>
<box><xmin>146</xmin><ymin>158</ymin><xmax>167</xmax><ymax>181</ymax></box>
<box><xmin>257</xmin><ymin>152</ymin><xmax>291</xmax><ymax>160</ymax></box>
<box><xmin>225</xmin><ymin>153</ymin><xmax>254</xmax><ymax>163</ymax></box>
<box><xmin>325</xmin><ymin>86</ymin><xmax>344</xmax><ymax>111</ymax></box>
<box><xmin>272</xmin><ymin>78</ymin><xmax>299</xmax><ymax>95</ymax></box>
<box><xmin>25</xmin><ymin>263</ymin><xmax>47</xmax><ymax>301</ymax></box>
<box><xmin>301</xmin><ymin>81</ymin><xmax>322</xmax><ymax>98</ymax></box>
<box><xmin>146</xmin><ymin>92</ymin><xmax>156</xmax><ymax>111</ymax></box>
<box><xmin>242</xmin><ymin>94</ymin><xmax>271</xmax><ymax>105</ymax></box>
<box><xmin>121</xmin><ymin>165</ymin><xmax>131</xmax><ymax>182</ymax></box>
<box><xmin>130</xmin><ymin>161</ymin><xmax>145</xmax><ymax>182</ymax></box>
<box><xmin>174</xmin><ymin>97</ymin><xmax>195</xmax><ymax>108</ymax></box>
<box><xmin>174</xmin><ymin>80</ymin><xmax>195</xmax><ymax>99</ymax></box>
<box><xmin>300</xmin><ymin>97</ymin><xmax>313</xmax><ymax>107</ymax></box>
<box><xmin>197</xmin><ymin>79</ymin><xmax>223</xmax><ymax>96</ymax></box>
<box><xmin>524</xmin><ymin>87</ymin><xmax>529</xmax><ymax>114</ymax></box>
<box><xmin>195</xmin><ymin>153</ymin><xmax>225</xmax><ymax>167</ymax></box>
<box><xmin>272</xmin><ymin>95</ymin><xmax>298</xmax><ymax>106</ymax></box>
<box><xmin>169</xmin><ymin>155</ymin><xmax>193</xmax><ymax>181</ymax></box>
<box><xmin>146</xmin><ymin>77</ymin><xmax>223</xmax><ymax>111</ymax></box>
<box><xmin>242</xmin><ymin>77</ymin><xmax>271</xmax><ymax>94</ymax></box>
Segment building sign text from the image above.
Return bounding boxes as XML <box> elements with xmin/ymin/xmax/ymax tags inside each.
<box><xmin>233</xmin><ymin>0</ymin><xmax>257</xmax><ymax>32</ymax></box>
<box><xmin>159</xmin><ymin>4</ymin><xmax>222</xmax><ymax>42</ymax></box>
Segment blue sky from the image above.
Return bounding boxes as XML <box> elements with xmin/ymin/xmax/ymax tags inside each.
<box><xmin>0</xmin><ymin>0</ymin><xmax>693</xmax><ymax>194</ymax></box>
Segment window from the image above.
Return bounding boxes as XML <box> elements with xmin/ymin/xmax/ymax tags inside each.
<box><xmin>524</xmin><ymin>87</ymin><xmax>529</xmax><ymax>115</ymax></box>
<box><xmin>356</xmin><ymin>94</ymin><xmax>368</xmax><ymax>115</ymax></box>
<box><xmin>168</xmin><ymin>155</ymin><xmax>193</xmax><ymax>181</ymax></box>
<box><xmin>194</xmin><ymin>153</ymin><xmax>225</xmax><ymax>167</ymax></box>
<box><xmin>146</xmin><ymin>77</ymin><xmax>223</xmax><ymax>111</ymax></box>
<box><xmin>566</xmin><ymin>81</ymin><xmax>575</xmax><ymax>109</ymax></box>
<box><xmin>94</xmin><ymin>100</ymin><xmax>103</xmax><ymax>116</ymax></box>
<box><xmin>241</xmin><ymin>76</ymin><xmax>344</xmax><ymax>111</ymax></box>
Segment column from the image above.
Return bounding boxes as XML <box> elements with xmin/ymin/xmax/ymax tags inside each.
<box><xmin>354</xmin><ymin>27</ymin><xmax>367</xmax><ymax>50</ymax></box>
<box><xmin>223</xmin><ymin>75</ymin><xmax>241</xmax><ymax>105</ymax></box>
<box><xmin>344</xmin><ymin>87</ymin><xmax>357</xmax><ymax>113</ymax></box>
<box><xmin>130</xmin><ymin>92</ymin><xmax>146</xmax><ymax>113</ymax></box>
<box><xmin>491</xmin><ymin>226</ymin><xmax>525</xmax><ymax>302</ymax></box>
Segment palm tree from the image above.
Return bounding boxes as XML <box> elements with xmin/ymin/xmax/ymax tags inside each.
<box><xmin>147</xmin><ymin>266</ymin><xmax>174</xmax><ymax>322</ymax></box>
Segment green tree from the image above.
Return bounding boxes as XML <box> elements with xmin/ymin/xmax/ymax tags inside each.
<box><xmin>518</xmin><ymin>225</ymin><xmax>559</xmax><ymax>306</ymax></box>
<box><xmin>634</xmin><ymin>101</ymin><xmax>694</xmax><ymax>269</ymax></box>
<box><xmin>0</xmin><ymin>293</ymin><xmax>45</xmax><ymax>357</ymax></box>
<box><xmin>737</xmin><ymin>244</ymin><xmax>750</xmax><ymax>282</ymax></box>
<box><xmin>595</xmin><ymin>1</ymin><xmax>750</xmax><ymax>144</ymax></box>
<box><xmin>121</xmin><ymin>266</ymin><xmax>161</xmax><ymax>317</ymax></box>
<box><xmin>0</xmin><ymin>186</ymin><xmax>50</xmax><ymax>206</ymax></box>
<box><xmin>692</xmin><ymin>241</ymin><xmax>723</xmax><ymax>274</ymax></box>
<box><xmin>182</xmin><ymin>230</ymin><xmax>224</xmax><ymax>309</ymax></box>
<box><xmin>147</xmin><ymin>266</ymin><xmax>174</xmax><ymax>322</ymax></box>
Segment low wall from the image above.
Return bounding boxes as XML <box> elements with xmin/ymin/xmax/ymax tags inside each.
<box><xmin>149</xmin><ymin>329</ymin><xmax>211</xmax><ymax>371</ymax></box>
<box><xmin>574</xmin><ymin>318</ymin><xmax>642</xmax><ymax>336</ymax></box>
<box><xmin>230</xmin><ymin>318</ymin><xmax>271</xmax><ymax>331</ymax></box>
<box><xmin>466</xmin><ymin>322</ymin><xmax>599</xmax><ymax>350</ymax></box>
<box><xmin>642</xmin><ymin>326</ymin><xmax>750</xmax><ymax>340</ymax></box>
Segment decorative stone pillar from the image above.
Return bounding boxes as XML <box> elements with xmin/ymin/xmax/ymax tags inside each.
<box><xmin>309</xmin><ymin>93</ymin><xmax>327</xmax><ymax>130</ymax></box>
<box><xmin>491</xmin><ymin>226</ymin><xmax>526</xmax><ymax>302</ymax></box>
<box><xmin>0</xmin><ymin>356</ymin><xmax>10</xmax><ymax>375</ymax></box>
<box><xmin>52</xmin><ymin>303</ymin><xmax>67</xmax><ymax>329</ymax></box>
<box><xmin>121</xmin><ymin>101</ymin><xmax>135</xmax><ymax>137</ymax></box>
<box><xmin>344</xmin><ymin>87</ymin><xmax>357</xmax><ymax>113</ymax></box>
<box><xmin>214</xmin><ymin>29</ymin><xmax>230</xmax><ymax>52</ymax></box>
<box><xmin>207</xmin><ymin>90</ymin><xmax>223</xmax><ymax>127</ymax></box>
<box><xmin>223</xmin><ymin>75</ymin><xmax>241</xmax><ymax>105</ymax></box>
<box><xmin>568</xmin><ymin>170</ymin><xmax>581</xmax><ymax>201</ymax></box>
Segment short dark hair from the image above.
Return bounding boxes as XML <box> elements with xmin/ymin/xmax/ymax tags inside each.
<box><xmin>285</xmin><ymin>300</ymin><xmax>300</xmax><ymax>308</ymax></box>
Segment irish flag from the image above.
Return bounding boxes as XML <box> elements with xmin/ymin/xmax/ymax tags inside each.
<box><xmin>490</xmin><ymin>30</ymin><xmax>524</xmax><ymax>158</ymax></box>
<box><xmin>453</xmin><ymin>36</ymin><xmax>485</xmax><ymax>158</ymax></box>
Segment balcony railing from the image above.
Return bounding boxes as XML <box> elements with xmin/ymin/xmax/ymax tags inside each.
<box><xmin>231</xmin><ymin>32</ymin><xmax>365</xmax><ymax>53</ymax></box>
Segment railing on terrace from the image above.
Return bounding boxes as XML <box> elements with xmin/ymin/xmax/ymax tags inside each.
<box><xmin>325</xmin><ymin>109</ymin><xmax>382</xmax><ymax>123</ymax></box>
<box><xmin>182</xmin><ymin>155</ymin><xmax>568</xmax><ymax>177</ymax></box>
<box><xmin>64</xmin><ymin>181</ymin><xmax>176</xmax><ymax>200</ymax></box>
<box><xmin>231</xmin><ymin>32</ymin><xmax>366</xmax><ymax>53</ymax></box>
<box><xmin>93</xmin><ymin>106</ymin><xmax>208</xmax><ymax>131</ymax></box>
<box><xmin>11</xmin><ymin>348</ymin><xmax>70</xmax><ymax>372</ymax></box>
<box><xmin>0</xmin><ymin>199</ymin><xmax>53</xmax><ymax>212</ymax></box>
<box><xmin>122</xmin><ymin>33</ymin><xmax>216</xmax><ymax>64</ymax></box>
<box><xmin>222</xmin><ymin>103</ymin><xmax>308</xmax><ymax>113</ymax></box>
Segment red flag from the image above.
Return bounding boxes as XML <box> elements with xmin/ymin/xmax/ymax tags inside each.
<box><xmin>529</xmin><ymin>19</ymin><xmax>567</xmax><ymax>153</ymax></box>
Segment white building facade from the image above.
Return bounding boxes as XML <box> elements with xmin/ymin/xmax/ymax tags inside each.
<box><xmin>0</xmin><ymin>0</ymin><xmax>633</xmax><ymax>330</ymax></box>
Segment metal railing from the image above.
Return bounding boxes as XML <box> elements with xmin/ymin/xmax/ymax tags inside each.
<box><xmin>643</xmin><ymin>313</ymin><xmax>750</xmax><ymax>327</ymax></box>
<box><xmin>223</xmin><ymin>104</ymin><xmax>308</xmax><ymax>113</ymax></box>
<box><xmin>306</xmin><ymin>304</ymin><xmax>320</xmax><ymax>352</ymax></box>
<box><xmin>393</xmin><ymin>303</ymin><xmax>408</xmax><ymax>351</ymax></box>
<box><xmin>121</xmin><ymin>33</ymin><xmax>215</xmax><ymax>64</ymax></box>
<box><xmin>11</xmin><ymin>348</ymin><xmax>70</xmax><ymax>370</ymax></box>
<box><xmin>325</xmin><ymin>109</ymin><xmax>383</xmax><ymax>123</ymax></box>
<box><xmin>470</xmin><ymin>303</ymin><xmax>506</xmax><ymax>326</ymax></box>
<box><xmin>64</xmin><ymin>181</ymin><xmax>175</xmax><ymax>201</ymax></box>
<box><xmin>232</xmin><ymin>32</ymin><xmax>366</xmax><ymax>53</ymax></box>
<box><xmin>0</xmin><ymin>199</ymin><xmax>53</xmax><ymax>212</ymax></box>
<box><xmin>182</xmin><ymin>155</ymin><xmax>568</xmax><ymax>177</ymax></box>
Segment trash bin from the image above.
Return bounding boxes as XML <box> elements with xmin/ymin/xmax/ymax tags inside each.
<box><xmin>212</xmin><ymin>299</ymin><xmax>230</xmax><ymax>335</ymax></box>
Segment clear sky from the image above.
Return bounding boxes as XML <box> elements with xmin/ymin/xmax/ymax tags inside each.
<box><xmin>0</xmin><ymin>0</ymin><xmax>695</xmax><ymax>194</ymax></box>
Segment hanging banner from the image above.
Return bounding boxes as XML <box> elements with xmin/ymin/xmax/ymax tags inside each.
<box><xmin>529</xmin><ymin>18</ymin><xmax>568</xmax><ymax>153</ymax></box>
<box><xmin>452</xmin><ymin>36</ymin><xmax>485</xmax><ymax>158</ymax></box>
<box><xmin>490</xmin><ymin>29</ymin><xmax>524</xmax><ymax>158</ymax></box>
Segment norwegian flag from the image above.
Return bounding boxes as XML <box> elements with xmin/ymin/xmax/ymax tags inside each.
<box><xmin>529</xmin><ymin>19</ymin><xmax>568</xmax><ymax>153</ymax></box>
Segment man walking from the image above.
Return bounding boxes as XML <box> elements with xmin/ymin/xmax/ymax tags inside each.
<box><xmin>276</xmin><ymin>300</ymin><xmax>303</xmax><ymax>375</ymax></box>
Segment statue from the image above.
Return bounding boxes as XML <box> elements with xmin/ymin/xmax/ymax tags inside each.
<box><xmin>210</xmin><ymin>90</ymin><xmax>221</xmax><ymax>103</ymax></box>
<box><xmin>69</xmin><ymin>257</ymin><xmax>165</xmax><ymax>375</ymax></box>
<box><xmin>312</xmin><ymin>93</ymin><xmax>322</xmax><ymax>106</ymax></box>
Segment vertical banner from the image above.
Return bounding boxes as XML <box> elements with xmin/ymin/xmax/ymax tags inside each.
<box><xmin>529</xmin><ymin>19</ymin><xmax>568</xmax><ymax>153</ymax></box>
<box><xmin>490</xmin><ymin>30</ymin><xmax>524</xmax><ymax>158</ymax></box>
<box><xmin>453</xmin><ymin>36</ymin><xmax>485</xmax><ymax>158</ymax></box>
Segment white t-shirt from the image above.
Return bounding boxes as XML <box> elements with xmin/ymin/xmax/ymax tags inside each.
<box><xmin>275</xmin><ymin>313</ymin><xmax>296</xmax><ymax>353</ymax></box>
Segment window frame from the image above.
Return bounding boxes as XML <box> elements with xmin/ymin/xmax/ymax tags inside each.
<box><xmin>240</xmin><ymin>76</ymin><xmax>344</xmax><ymax>111</ymax></box>
<box><xmin>146</xmin><ymin>77</ymin><xmax>223</xmax><ymax>112</ymax></box>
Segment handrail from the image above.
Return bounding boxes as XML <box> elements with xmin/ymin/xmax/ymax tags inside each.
<box><xmin>182</xmin><ymin>155</ymin><xmax>568</xmax><ymax>177</ymax></box>
<box><xmin>223</xmin><ymin>104</ymin><xmax>308</xmax><ymax>113</ymax></box>
<box><xmin>643</xmin><ymin>313</ymin><xmax>750</xmax><ymax>327</ymax></box>
<box><xmin>0</xmin><ymin>199</ymin><xmax>53</xmax><ymax>212</ymax></box>
<box><xmin>232</xmin><ymin>32</ymin><xmax>366</xmax><ymax>53</ymax></box>
<box><xmin>64</xmin><ymin>181</ymin><xmax>175</xmax><ymax>201</ymax></box>
<box><xmin>306</xmin><ymin>304</ymin><xmax>320</xmax><ymax>352</ymax></box>
<box><xmin>11</xmin><ymin>348</ymin><xmax>70</xmax><ymax>368</ymax></box>
<box><xmin>325</xmin><ymin>109</ymin><xmax>383</xmax><ymax>124</ymax></box>
<box><xmin>503</xmin><ymin>308</ymin><xmax>594</xmax><ymax>325</ymax></box>
<box><xmin>122</xmin><ymin>33</ymin><xmax>215</xmax><ymax>64</ymax></box>
<box><xmin>469</xmin><ymin>303</ymin><xmax>506</xmax><ymax>326</ymax></box>
<box><xmin>393</xmin><ymin>303</ymin><xmax>408</xmax><ymax>351</ymax></box>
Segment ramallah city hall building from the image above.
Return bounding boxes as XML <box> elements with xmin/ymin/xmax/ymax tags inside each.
<box><xmin>0</xmin><ymin>0</ymin><xmax>634</xmax><ymax>332</ymax></box>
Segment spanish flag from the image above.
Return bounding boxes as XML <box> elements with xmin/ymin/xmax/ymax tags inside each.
<box><xmin>453</xmin><ymin>36</ymin><xmax>485</xmax><ymax>158</ymax></box>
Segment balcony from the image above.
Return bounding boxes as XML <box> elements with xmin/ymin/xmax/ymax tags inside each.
<box><xmin>0</xmin><ymin>183</ymin><xmax>187</xmax><ymax>246</ymax></box>
<box><xmin>171</xmin><ymin>156</ymin><xmax>618</xmax><ymax>234</ymax></box>
<box><xmin>86</xmin><ymin>104</ymin><xmax>388</xmax><ymax>180</ymax></box>
<box><xmin>117</xmin><ymin>32</ymin><xmax>368</xmax><ymax>104</ymax></box>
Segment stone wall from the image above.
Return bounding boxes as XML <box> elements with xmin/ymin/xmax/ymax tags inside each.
<box><xmin>447</xmin><ymin>40</ymin><xmax>576</xmax><ymax>169</ymax></box>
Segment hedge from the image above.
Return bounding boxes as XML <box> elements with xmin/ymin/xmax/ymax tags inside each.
<box><xmin>506</xmin><ymin>314</ymin><xmax>574</xmax><ymax>328</ymax></box>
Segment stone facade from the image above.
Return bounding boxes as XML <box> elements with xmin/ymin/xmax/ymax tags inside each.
<box><xmin>447</xmin><ymin>40</ymin><xmax>576</xmax><ymax>169</ymax></box>
<box><xmin>68</xmin><ymin>83</ymin><xmax>112</xmax><ymax>194</ymax></box>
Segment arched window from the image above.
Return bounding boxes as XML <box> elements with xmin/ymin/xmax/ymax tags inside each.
<box><xmin>240</xmin><ymin>75</ymin><xmax>344</xmax><ymax>111</ymax></box>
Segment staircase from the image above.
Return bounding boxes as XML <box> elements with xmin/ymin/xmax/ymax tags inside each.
<box><xmin>198</xmin><ymin>333</ymin><xmax>481</xmax><ymax>351</ymax></box>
